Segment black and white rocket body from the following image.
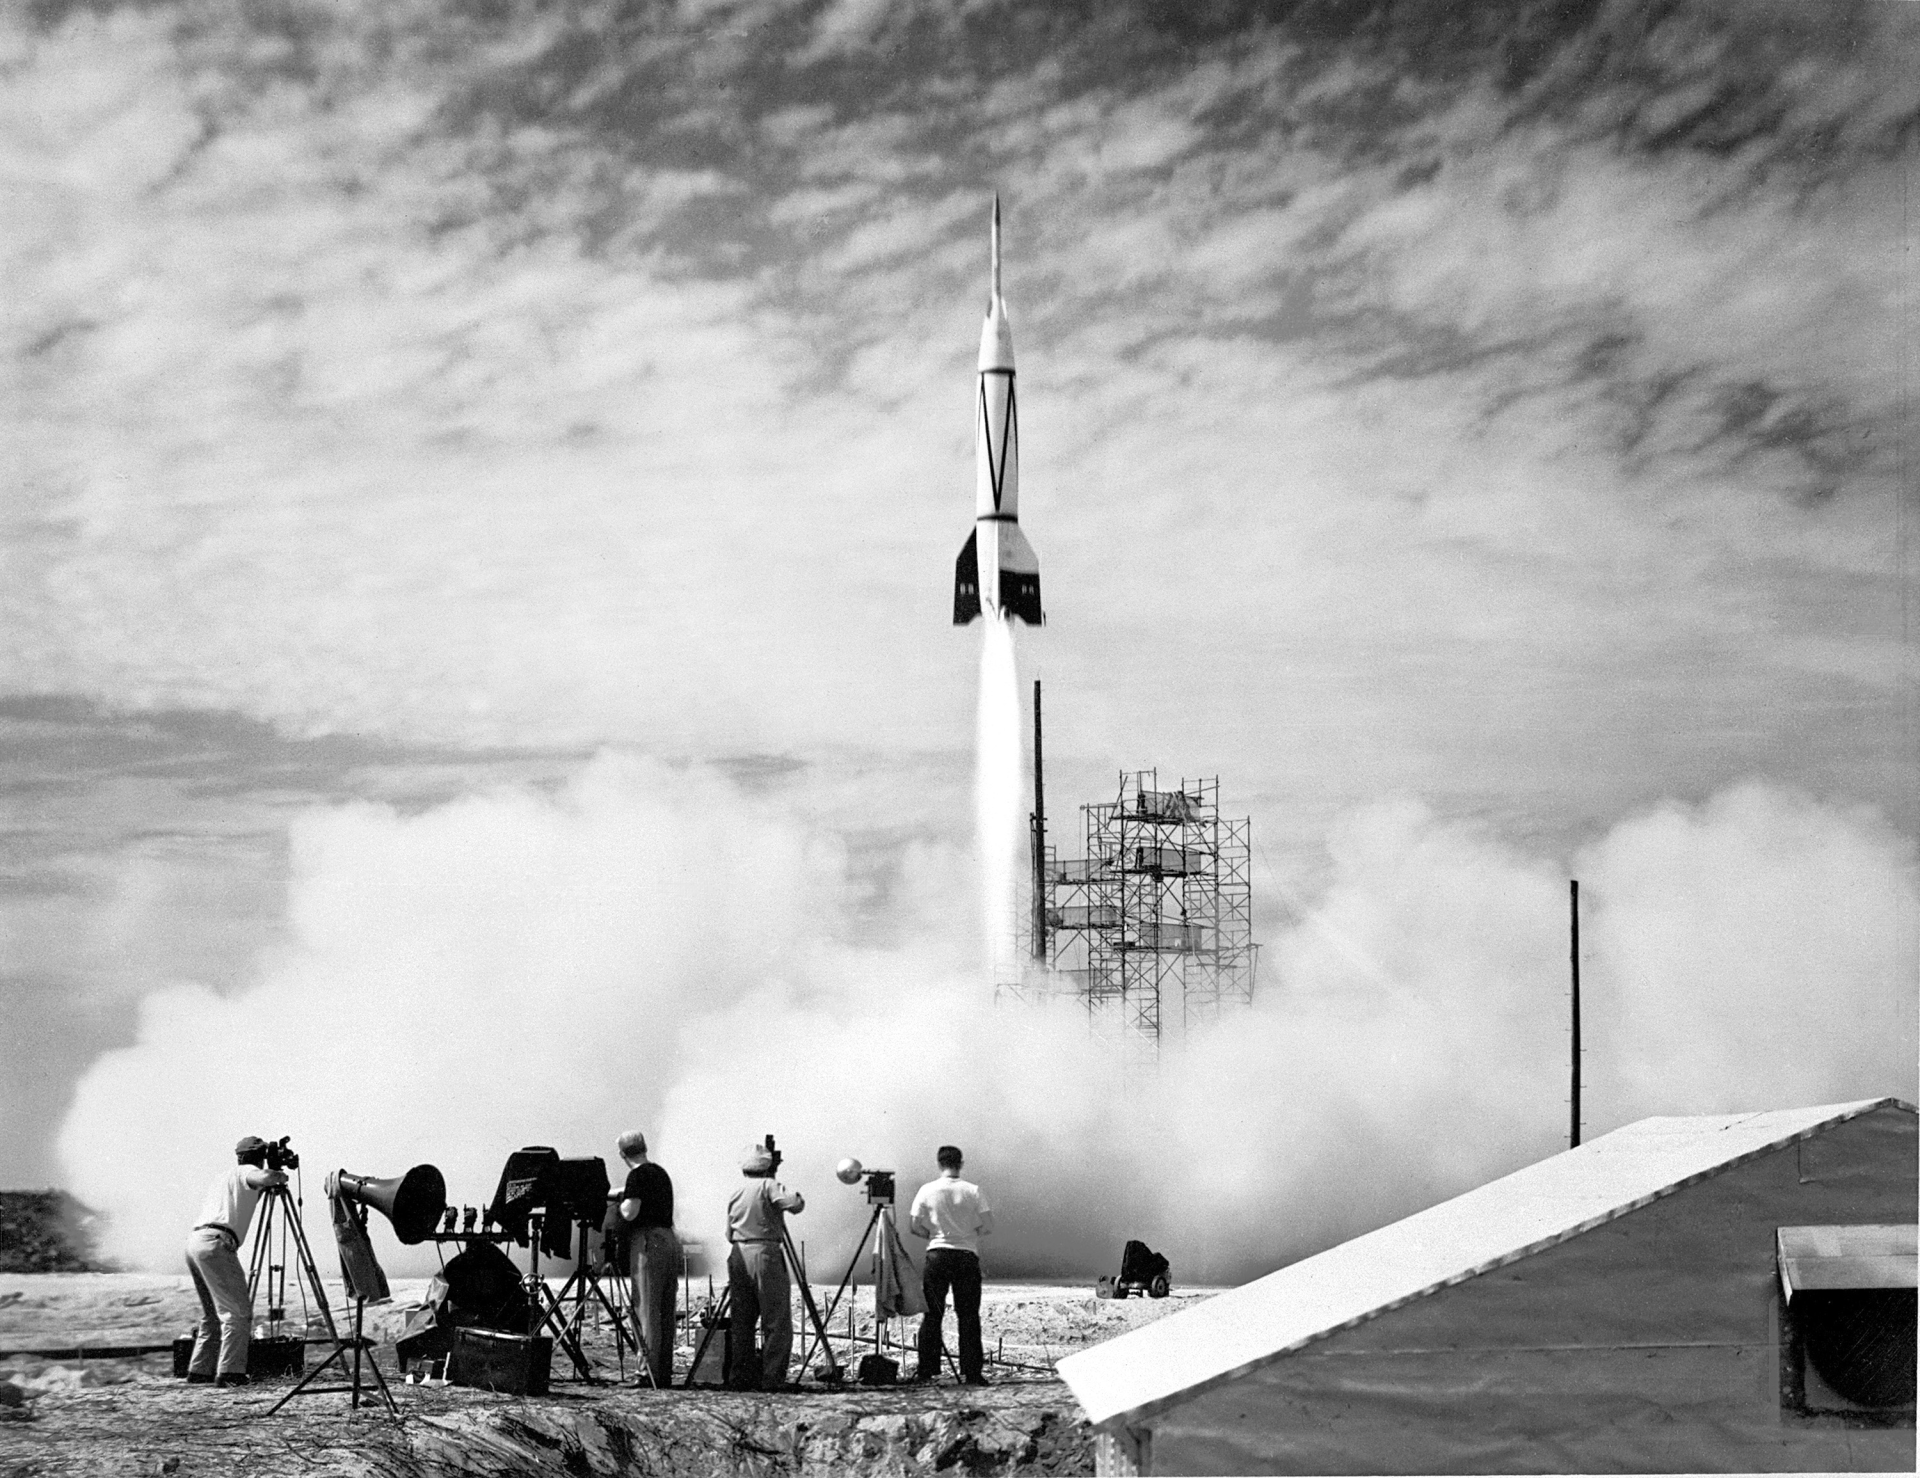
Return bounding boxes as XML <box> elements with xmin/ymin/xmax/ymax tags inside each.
<box><xmin>954</xmin><ymin>199</ymin><xmax>1043</xmax><ymax>626</ymax></box>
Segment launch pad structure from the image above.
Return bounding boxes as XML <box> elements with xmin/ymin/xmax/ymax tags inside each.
<box><xmin>1019</xmin><ymin>769</ymin><xmax>1259</xmax><ymax>1059</ymax></box>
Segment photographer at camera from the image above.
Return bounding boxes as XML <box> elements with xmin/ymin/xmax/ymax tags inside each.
<box><xmin>183</xmin><ymin>1135</ymin><xmax>288</xmax><ymax>1387</ymax></box>
<box><xmin>725</xmin><ymin>1140</ymin><xmax>804</xmax><ymax>1392</ymax></box>
<box><xmin>908</xmin><ymin>1144</ymin><xmax>993</xmax><ymax>1385</ymax></box>
<box><xmin>614</xmin><ymin>1130</ymin><xmax>676</xmax><ymax>1388</ymax></box>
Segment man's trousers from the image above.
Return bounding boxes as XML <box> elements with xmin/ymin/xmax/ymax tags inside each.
<box><xmin>916</xmin><ymin>1247</ymin><xmax>983</xmax><ymax>1381</ymax></box>
<box><xmin>185</xmin><ymin>1227</ymin><xmax>252</xmax><ymax>1378</ymax></box>
<box><xmin>627</xmin><ymin>1226</ymin><xmax>679</xmax><ymax>1387</ymax></box>
<box><xmin>726</xmin><ymin>1240</ymin><xmax>792</xmax><ymax>1391</ymax></box>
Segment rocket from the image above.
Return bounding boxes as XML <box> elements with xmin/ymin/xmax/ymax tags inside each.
<box><xmin>953</xmin><ymin>196</ymin><xmax>1043</xmax><ymax>626</ymax></box>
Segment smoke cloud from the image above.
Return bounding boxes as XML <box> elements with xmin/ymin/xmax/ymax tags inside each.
<box><xmin>58</xmin><ymin>759</ymin><xmax>1916</xmax><ymax>1282</ymax></box>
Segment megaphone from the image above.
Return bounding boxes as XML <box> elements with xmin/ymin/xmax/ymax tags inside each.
<box><xmin>328</xmin><ymin>1164</ymin><xmax>447</xmax><ymax>1245</ymax></box>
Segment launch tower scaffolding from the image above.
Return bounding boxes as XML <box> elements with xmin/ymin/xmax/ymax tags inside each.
<box><xmin>1039</xmin><ymin>772</ymin><xmax>1258</xmax><ymax>1058</ymax></box>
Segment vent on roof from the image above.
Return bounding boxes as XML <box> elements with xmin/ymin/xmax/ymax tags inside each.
<box><xmin>1777</xmin><ymin>1224</ymin><xmax>1916</xmax><ymax>1424</ymax></box>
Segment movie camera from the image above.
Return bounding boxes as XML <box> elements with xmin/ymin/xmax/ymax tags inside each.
<box><xmin>834</xmin><ymin>1157</ymin><xmax>895</xmax><ymax>1205</ymax></box>
<box><xmin>263</xmin><ymin>1135</ymin><xmax>300</xmax><ymax>1172</ymax></box>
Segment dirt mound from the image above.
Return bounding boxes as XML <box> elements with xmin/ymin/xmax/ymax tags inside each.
<box><xmin>0</xmin><ymin>1351</ymin><xmax>1091</xmax><ymax>1477</ymax></box>
<box><xmin>0</xmin><ymin>1275</ymin><xmax>1213</xmax><ymax>1475</ymax></box>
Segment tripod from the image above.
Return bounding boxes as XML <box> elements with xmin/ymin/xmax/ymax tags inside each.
<box><xmin>253</xmin><ymin>1184</ymin><xmax>398</xmax><ymax>1416</ymax></box>
<box><xmin>522</xmin><ymin>1210</ymin><xmax>655</xmax><ymax>1385</ymax></box>
<box><xmin>245</xmin><ymin>1177</ymin><xmax>338</xmax><ymax>1348</ymax></box>
<box><xmin>683</xmin><ymin>1227</ymin><xmax>841</xmax><ymax>1389</ymax></box>
<box><xmin>807</xmin><ymin>1197</ymin><xmax>906</xmax><ymax>1376</ymax></box>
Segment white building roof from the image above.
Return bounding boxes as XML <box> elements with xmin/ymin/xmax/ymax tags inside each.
<box><xmin>1057</xmin><ymin>1097</ymin><xmax>1914</xmax><ymax>1428</ymax></box>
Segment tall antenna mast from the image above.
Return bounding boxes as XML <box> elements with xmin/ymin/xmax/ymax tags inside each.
<box><xmin>1570</xmin><ymin>879</ymin><xmax>1582</xmax><ymax>1149</ymax></box>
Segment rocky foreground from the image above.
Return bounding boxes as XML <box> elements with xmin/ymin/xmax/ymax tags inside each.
<box><xmin>0</xmin><ymin>1274</ymin><xmax>1206</xmax><ymax>1477</ymax></box>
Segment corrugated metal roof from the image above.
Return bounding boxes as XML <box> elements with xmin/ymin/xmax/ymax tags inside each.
<box><xmin>1057</xmin><ymin>1097</ymin><xmax>1914</xmax><ymax>1428</ymax></box>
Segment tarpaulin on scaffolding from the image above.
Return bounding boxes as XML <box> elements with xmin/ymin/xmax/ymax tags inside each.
<box><xmin>873</xmin><ymin>1209</ymin><xmax>926</xmax><ymax>1319</ymax></box>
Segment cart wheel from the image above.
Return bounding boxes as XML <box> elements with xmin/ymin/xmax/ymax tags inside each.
<box><xmin>1114</xmin><ymin>1284</ymin><xmax>1130</xmax><ymax>1299</ymax></box>
<box><xmin>1148</xmin><ymin>1275</ymin><xmax>1170</xmax><ymax>1299</ymax></box>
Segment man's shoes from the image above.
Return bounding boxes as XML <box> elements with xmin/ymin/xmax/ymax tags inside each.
<box><xmin>962</xmin><ymin>1373</ymin><xmax>992</xmax><ymax>1387</ymax></box>
<box><xmin>214</xmin><ymin>1373</ymin><xmax>252</xmax><ymax>1388</ymax></box>
<box><xmin>184</xmin><ymin>1373</ymin><xmax>214</xmax><ymax>1385</ymax></box>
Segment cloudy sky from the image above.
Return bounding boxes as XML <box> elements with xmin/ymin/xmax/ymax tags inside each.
<box><xmin>2</xmin><ymin>0</ymin><xmax>1915</xmax><ymax>1271</ymax></box>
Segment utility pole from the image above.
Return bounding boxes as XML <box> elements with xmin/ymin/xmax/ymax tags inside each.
<box><xmin>1570</xmin><ymin>879</ymin><xmax>1582</xmax><ymax>1149</ymax></box>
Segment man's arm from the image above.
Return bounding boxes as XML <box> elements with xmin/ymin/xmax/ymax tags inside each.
<box><xmin>774</xmin><ymin>1184</ymin><xmax>805</xmax><ymax>1214</ymax></box>
<box><xmin>976</xmin><ymin>1202</ymin><xmax>994</xmax><ymax>1238</ymax></box>
<box><xmin>243</xmin><ymin>1168</ymin><xmax>288</xmax><ymax>1190</ymax></box>
<box><xmin>907</xmin><ymin>1188</ymin><xmax>931</xmax><ymax>1240</ymax></box>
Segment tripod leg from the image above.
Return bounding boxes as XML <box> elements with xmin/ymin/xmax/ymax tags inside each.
<box><xmin>277</xmin><ymin>1195</ymin><xmax>340</xmax><ymax>1343</ymax></box>
<box><xmin>527</xmin><ymin>1278</ymin><xmax>593</xmax><ymax>1380</ymax></box>
<box><xmin>596</xmin><ymin>1268</ymin><xmax>655</xmax><ymax>1387</ymax></box>
<box><xmin>350</xmin><ymin>1298</ymin><xmax>365</xmax><ymax>1411</ymax></box>
<box><xmin>266</xmin><ymin>1341</ymin><xmax>350</xmax><ymax>1415</ymax></box>
<box><xmin>819</xmin><ymin>1205</ymin><xmax>886</xmax><ymax>1332</ymax></box>
<box><xmin>348</xmin><ymin>1297</ymin><xmax>399</xmax><ymax>1415</ymax></box>
<box><xmin>682</xmin><ymin>1286</ymin><xmax>728</xmax><ymax>1388</ymax></box>
<box><xmin>780</xmin><ymin>1226</ymin><xmax>839</xmax><ymax>1384</ymax></box>
<box><xmin>247</xmin><ymin>1196</ymin><xmax>270</xmax><ymax>1303</ymax></box>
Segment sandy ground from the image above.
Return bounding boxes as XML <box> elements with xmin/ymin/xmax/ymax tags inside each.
<box><xmin>0</xmin><ymin>1272</ymin><xmax>1211</xmax><ymax>1476</ymax></box>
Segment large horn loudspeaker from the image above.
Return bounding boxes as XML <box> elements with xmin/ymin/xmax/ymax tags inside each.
<box><xmin>332</xmin><ymin>1165</ymin><xmax>447</xmax><ymax>1245</ymax></box>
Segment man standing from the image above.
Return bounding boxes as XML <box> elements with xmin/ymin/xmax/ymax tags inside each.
<box><xmin>184</xmin><ymin>1136</ymin><xmax>286</xmax><ymax>1387</ymax></box>
<box><xmin>725</xmin><ymin>1141</ymin><xmax>804</xmax><ymax>1391</ymax></box>
<box><xmin>615</xmin><ymin>1130</ymin><xmax>677</xmax><ymax>1387</ymax></box>
<box><xmin>908</xmin><ymin>1144</ymin><xmax>993</xmax><ymax>1385</ymax></box>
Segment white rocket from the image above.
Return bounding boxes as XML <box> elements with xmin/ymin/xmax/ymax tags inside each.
<box><xmin>954</xmin><ymin>196</ymin><xmax>1042</xmax><ymax>626</ymax></box>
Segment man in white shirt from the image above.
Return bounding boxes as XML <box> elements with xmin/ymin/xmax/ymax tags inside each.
<box><xmin>907</xmin><ymin>1144</ymin><xmax>993</xmax><ymax>1385</ymax></box>
<box><xmin>184</xmin><ymin>1136</ymin><xmax>287</xmax><ymax>1387</ymax></box>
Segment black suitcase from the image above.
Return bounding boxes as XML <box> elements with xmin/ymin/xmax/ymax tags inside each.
<box><xmin>448</xmin><ymin>1326</ymin><xmax>552</xmax><ymax>1397</ymax></box>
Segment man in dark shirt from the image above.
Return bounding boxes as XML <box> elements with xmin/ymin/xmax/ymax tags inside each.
<box><xmin>616</xmin><ymin>1130</ymin><xmax>676</xmax><ymax>1386</ymax></box>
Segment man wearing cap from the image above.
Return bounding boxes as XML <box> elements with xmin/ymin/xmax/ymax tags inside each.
<box><xmin>908</xmin><ymin>1145</ymin><xmax>994</xmax><ymax>1385</ymax></box>
<box><xmin>614</xmin><ymin>1130</ymin><xmax>677</xmax><ymax>1388</ymax></box>
<box><xmin>725</xmin><ymin>1142</ymin><xmax>804</xmax><ymax>1391</ymax></box>
<box><xmin>184</xmin><ymin>1137</ymin><xmax>287</xmax><ymax>1387</ymax></box>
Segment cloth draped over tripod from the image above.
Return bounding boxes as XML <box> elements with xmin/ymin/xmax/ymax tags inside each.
<box><xmin>329</xmin><ymin>1191</ymin><xmax>390</xmax><ymax>1303</ymax></box>
<box><xmin>873</xmin><ymin>1208</ymin><xmax>926</xmax><ymax>1319</ymax></box>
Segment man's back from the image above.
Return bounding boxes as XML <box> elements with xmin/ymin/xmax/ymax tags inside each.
<box><xmin>198</xmin><ymin>1165</ymin><xmax>267</xmax><ymax>1241</ymax></box>
<box><xmin>728</xmin><ymin>1178</ymin><xmax>801</xmax><ymax>1241</ymax></box>
<box><xmin>910</xmin><ymin>1176</ymin><xmax>992</xmax><ymax>1253</ymax></box>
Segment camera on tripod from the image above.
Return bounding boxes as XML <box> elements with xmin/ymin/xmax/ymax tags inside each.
<box><xmin>264</xmin><ymin>1136</ymin><xmax>299</xmax><ymax>1172</ymax></box>
<box><xmin>833</xmin><ymin>1158</ymin><xmax>894</xmax><ymax>1205</ymax></box>
<box><xmin>760</xmin><ymin>1135</ymin><xmax>783</xmax><ymax>1175</ymax></box>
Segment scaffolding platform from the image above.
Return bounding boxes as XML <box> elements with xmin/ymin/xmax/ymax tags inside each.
<box><xmin>1029</xmin><ymin>771</ymin><xmax>1259</xmax><ymax>1058</ymax></box>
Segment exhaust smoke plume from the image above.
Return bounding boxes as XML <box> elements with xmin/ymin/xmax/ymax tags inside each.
<box><xmin>56</xmin><ymin>759</ymin><xmax>1916</xmax><ymax>1282</ymax></box>
<box><xmin>974</xmin><ymin>617</ymin><xmax>1022</xmax><ymax>977</ymax></box>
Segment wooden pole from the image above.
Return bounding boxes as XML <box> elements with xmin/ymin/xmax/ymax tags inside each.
<box><xmin>1570</xmin><ymin>879</ymin><xmax>1582</xmax><ymax>1149</ymax></box>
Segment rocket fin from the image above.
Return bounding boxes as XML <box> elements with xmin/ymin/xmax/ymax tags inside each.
<box><xmin>998</xmin><ymin>524</ymin><xmax>1042</xmax><ymax>626</ymax></box>
<box><xmin>953</xmin><ymin>529</ymin><xmax>981</xmax><ymax>625</ymax></box>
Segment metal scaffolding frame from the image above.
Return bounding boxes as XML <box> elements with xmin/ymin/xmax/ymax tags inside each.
<box><xmin>1035</xmin><ymin>771</ymin><xmax>1258</xmax><ymax>1057</ymax></box>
